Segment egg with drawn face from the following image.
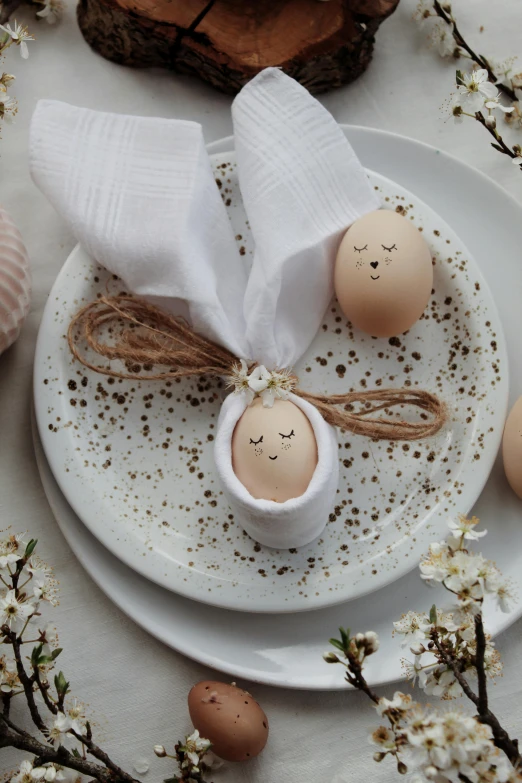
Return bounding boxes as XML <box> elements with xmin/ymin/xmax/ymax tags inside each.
<box><xmin>232</xmin><ymin>398</ymin><xmax>318</xmax><ymax>503</ymax></box>
<box><xmin>334</xmin><ymin>209</ymin><xmax>433</xmax><ymax>338</ymax></box>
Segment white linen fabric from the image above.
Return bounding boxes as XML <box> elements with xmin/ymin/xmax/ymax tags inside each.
<box><xmin>29</xmin><ymin>102</ymin><xmax>248</xmax><ymax>357</ymax></box>
<box><xmin>29</xmin><ymin>67</ymin><xmax>379</xmax><ymax>369</ymax></box>
<box><xmin>215</xmin><ymin>391</ymin><xmax>339</xmax><ymax>548</ymax></box>
<box><xmin>3</xmin><ymin>1</ymin><xmax>522</xmax><ymax>781</ymax></box>
<box><xmin>233</xmin><ymin>68</ymin><xmax>380</xmax><ymax>368</ymax></box>
<box><xmin>29</xmin><ymin>67</ymin><xmax>379</xmax><ymax>549</ymax></box>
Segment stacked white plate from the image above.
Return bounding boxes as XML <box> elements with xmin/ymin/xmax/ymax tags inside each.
<box><xmin>33</xmin><ymin>127</ymin><xmax>522</xmax><ymax>689</ymax></box>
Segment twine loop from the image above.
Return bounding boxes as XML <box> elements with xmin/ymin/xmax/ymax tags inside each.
<box><xmin>67</xmin><ymin>296</ymin><xmax>446</xmax><ymax>441</ymax></box>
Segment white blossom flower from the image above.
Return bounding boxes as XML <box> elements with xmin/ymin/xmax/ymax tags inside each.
<box><xmin>1</xmin><ymin>94</ymin><xmax>19</xmax><ymax>124</ymax></box>
<box><xmin>493</xmin><ymin>581</ymin><xmax>517</xmax><ymax>613</ymax></box>
<box><xmin>35</xmin><ymin>0</ymin><xmax>64</xmax><ymax>24</ymax></box>
<box><xmin>0</xmin><ymin>551</ymin><xmax>20</xmax><ymax>568</ymax></box>
<box><xmin>393</xmin><ymin>611</ymin><xmax>430</xmax><ymax>647</ymax></box>
<box><xmin>505</xmin><ymin>102</ymin><xmax>522</xmax><ymax>129</ymax></box>
<box><xmin>457</xmin><ymin>69</ymin><xmax>497</xmax><ymax>112</ymax></box>
<box><xmin>420</xmin><ymin>665</ymin><xmax>464</xmax><ymax>698</ymax></box>
<box><xmin>447</xmin><ymin>514</ymin><xmax>487</xmax><ymax>542</ymax></box>
<box><xmin>403</xmin><ymin>708</ymin><xmax>513</xmax><ymax>783</ymax></box>
<box><xmin>30</xmin><ymin>766</ymin><xmax>65</xmax><ymax>783</ymax></box>
<box><xmin>430</xmin><ymin>22</ymin><xmax>456</xmax><ymax>58</ymax></box>
<box><xmin>12</xmin><ymin>760</ymin><xmax>35</xmax><ymax>783</ymax></box>
<box><xmin>47</xmin><ymin>713</ymin><xmax>71</xmax><ymax>744</ymax></box>
<box><xmin>376</xmin><ymin>690</ymin><xmax>413</xmax><ymax>717</ymax></box>
<box><xmin>420</xmin><ymin>541</ymin><xmax>452</xmax><ymax>582</ymax></box>
<box><xmin>0</xmin><ymin>655</ymin><xmax>20</xmax><ymax>693</ymax></box>
<box><xmin>228</xmin><ymin>359</ymin><xmax>255</xmax><ymax>404</ymax></box>
<box><xmin>39</xmin><ymin>622</ymin><xmax>59</xmax><ymax>656</ymax></box>
<box><xmin>0</xmin><ymin>533</ymin><xmax>26</xmax><ymax>567</ymax></box>
<box><xmin>484</xmin><ymin>93</ymin><xmax>515</xmax><ymax>115</ymax></box>
<box><xmin>66</xmin><ymin>698</ymin><xmax>86</xmax><ymax>733</ymax></box>
<box><xmin>0</xmin><ymin>74</ymin><xmax>15</xmax><ymax>95</ymax></box>
<box><xmin>402</xmin><ymin>655</ymin><xmax>425</xmax><ymax>685</ymax></box>
<box><xmin>183</xmin><ymin>730</ymin><xmax>211</xmax><ymax>767</ymax></box>
<box><xmin>0</xmin><ymin>589</ymin><xmax>34</xmax><ymax>632</ymax></box>
<box><xmin>0</xmin><ymin>22</ymin><xmax>35</xmax><ymax>59</ymax></box>
<box><xmin>369</xmin><ymin>725</ymin><xmax>397</xmax><ymax>751</ymax></box>
<box><xmin>413</xmin><ymin>0</ymin><xmax>435</xmax><ymax>26</ymax></box>
<box><xmin>449</xmin><ymin>93</ymin><xmax>466</xmax><ymax>124</ymax></box>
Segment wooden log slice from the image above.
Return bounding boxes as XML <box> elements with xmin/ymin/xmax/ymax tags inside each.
<box><xmin>77</xmin><ymin>0</ymin><xmax>400</xmax><ymax>95</ymax></box>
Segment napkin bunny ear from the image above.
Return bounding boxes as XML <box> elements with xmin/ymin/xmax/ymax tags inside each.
<box><xmin>232</xmin><ymin>67</ymin><xmax>381</xmax><ymax>370</ymax></box>
<box><xmin>29</xmin><ymin>101</ymin><xmax>249</xmax><ymax>358</ymax></box>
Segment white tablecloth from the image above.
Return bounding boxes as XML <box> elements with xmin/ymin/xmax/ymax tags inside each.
<box><xmin>1</xmin><ymin>1</ymin><xmax>521</xmax><ymax>780</ymax></box>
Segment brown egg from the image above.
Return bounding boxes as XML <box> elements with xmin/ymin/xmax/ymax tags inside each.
<box><xmin>232</xmin><ymin>397</ymin><xmax>317</xmax><ymax>502</ymax></box>
<box><xmin>188</xmin><ymin>680</ymin><xmax>269</xmax><ymax>762</ymax></box>
<box><xmin>502</xmin><ymin>396</ymin><xmax>522</xmax><ymax>498</ymax></box>
<box><xmin>334</xmin><ymin>209</ymin><xmax>433</xmax><ymax>337</ymax></box>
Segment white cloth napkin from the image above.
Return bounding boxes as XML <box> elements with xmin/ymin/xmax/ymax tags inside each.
<box><xmin>215</xmin><ymin>391</ymin><xmax>339</xmax><ymax>549</ymax></box>
<box><xmin>30</xmin><ymin>67</ymin><xmax>380</xmax><ymax>550</ymax></box>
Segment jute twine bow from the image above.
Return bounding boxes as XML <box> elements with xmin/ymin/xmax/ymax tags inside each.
<box><xmin>67</xmin><ymin>295</ymin><xmax>446</xmax><ymax>441</ymax></box>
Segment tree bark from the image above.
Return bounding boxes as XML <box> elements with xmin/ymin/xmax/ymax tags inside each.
<box><xmin>77</xmin><ymin>0</ymin><xmax>400</xmax><ymax>95</ymax></box>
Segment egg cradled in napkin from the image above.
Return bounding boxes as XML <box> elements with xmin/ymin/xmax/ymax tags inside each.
<box><xmin>0</xmin><ymin>207</ymin><xmax>31</xmax><ymax>357</ymax></box>
<box><xmin>334</xmin><ymin>209</ymin><xmax>433</xmax><ymax>338</ymax></box>
<box><xmin>502</xmin><ymin>397</ymin><xmax>522</xmax><ymax>499</ymax></box>
<box><xmin>188</xmin><ymin>680</ymin><xmax>269</xmax><ymax>762</ymax></box>
<box><xmin>231</xmin><ymin>397</ymin><xmax>318</xmax><ymax>502</ymax></box>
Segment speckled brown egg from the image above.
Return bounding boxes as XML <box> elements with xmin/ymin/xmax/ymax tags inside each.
<box><xmin>188</xmin><ymin>680</ymin><xmax>268</xmax><ymax>762</ymax></box>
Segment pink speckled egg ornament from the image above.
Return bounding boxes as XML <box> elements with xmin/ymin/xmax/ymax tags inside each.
<box><xmin>0</xmin><ymin>207</ymin><xmax>31</xmax><ymax>356</ymax></box>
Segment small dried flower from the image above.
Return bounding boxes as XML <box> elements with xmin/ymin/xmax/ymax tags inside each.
<box><xmin>35</xmin><ymin>0</ymin><xmax>64</xmax><ymax>24</ymax></box>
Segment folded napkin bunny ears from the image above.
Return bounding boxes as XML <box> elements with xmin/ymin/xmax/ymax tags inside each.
<box><xmin>30</xmin><ymin>68</ymin><xmax>420</xmax><ymax>550</ymax></box>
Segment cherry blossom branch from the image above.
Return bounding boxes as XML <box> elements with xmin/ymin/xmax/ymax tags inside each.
<box><xmin>432</xmin><ymin>0</ymin><xmax>518</xmax><ymax>103</ymax></box>
<box><xmin>0</xmin><ymin>715</ymin><xmax>139</xmax><ymax>783</ymax></box>
<box><xmin>3</xmin><ymin>627</ymin><xmax>48</xmax><ymax>735</ymax></box>
<box><xmin>474</xmin><ymin>614</ymin><xmax>489</xmax><ymax>715</ymax></box>
<box><xmin>475</xmin><ymin>110</ymin><xmax>519</xmax><ymax>161</ymax></box>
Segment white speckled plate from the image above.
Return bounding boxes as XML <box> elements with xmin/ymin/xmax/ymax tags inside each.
<box><xmin>33</xmin><ymin>138</ymin><xmax>508</xmax><ymax>613</ymax></box>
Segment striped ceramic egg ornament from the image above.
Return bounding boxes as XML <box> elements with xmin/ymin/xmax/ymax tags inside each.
<box><xmin>0</xmin><ymin>207</ymin><xmax>31</xmax><ymax>356</ymax></box>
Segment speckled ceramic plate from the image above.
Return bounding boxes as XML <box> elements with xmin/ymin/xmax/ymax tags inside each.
<box><xmin>34</xmin><ymin>142</ymin><xmax>508</xmax><ymax>613</ymax></box>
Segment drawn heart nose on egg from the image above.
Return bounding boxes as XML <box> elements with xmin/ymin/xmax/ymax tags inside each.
<box><xmin>370</xmin><ymin>261</ymin><xmax>379</xmax><ymax>269</ymax></box>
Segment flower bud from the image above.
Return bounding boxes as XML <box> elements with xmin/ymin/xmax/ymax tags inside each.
<box><xmin>323</xmin><ymin>651</ymin><xmax>339</xmax><ymax>664</ymax></box>
<box><xmin>373</xmin><ymin>752</ymin><xmax>386</xmax><ymax>762</ymax></box>
<box><xmin>409</xmin><ymin>642</ymin><xmax>425</xmax><ymax>655</ymax></box>
<box><xmin>485</xmin><ymin>114</ymin><xmax>496</xmax><ymax>129</ymax></box>
<box><xmin>153</xmin><ymin>745</ymin><xmax>167</xmax><ymax>757</ymax></box>
<box><xmin>397</xmin><ymin>760</ymin><xmax>408</xmax><ymax>775</ymax></box>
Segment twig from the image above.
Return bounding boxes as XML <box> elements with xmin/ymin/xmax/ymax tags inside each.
<box><xmin>70</xmin><ymin>728</ymin><xmax>138</xmax><ymax>780</ymax></box>
<box><xmin>33</xmin><ymin>666</ymin><xmax>58</xmax><ymax>715</ymax></box>
<box><xmin>433</xmin><ymin>0</ymin><xmax>518</xmax><ymax>103</ymax></box>
<box><xmin>431</xmin><ymin>628</ymin><xmax>521</xmax><ymax>766</ymax></box>
<box><xmin>6</xmin><ymin>629</ymin><xmax>48</xmax><ymax>735</ymax></box>
<box><xmin>430</xmin><ymin>630</ymin><xmax>480</xmax><ymax>705</ymax></box>
<box><xmin>474</xmin><ymin>614</ymin><xmax>488</xmax><ymax>715</ymax></box>
<box><xmin>0</xmin><ymin>715</ymin><xmax>140</xmax><ymax>783</ymax></box>
<box><xmin>475</xmin><ymin>111</ymin><xmax>518</xmax><ymax>160</ymax></box>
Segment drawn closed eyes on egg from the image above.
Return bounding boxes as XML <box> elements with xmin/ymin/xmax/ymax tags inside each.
<box><xmin>231</xmin><ymin>399</ymin><xmax>318</xmax><ymax>503</ymax></box>
<box><xmin>334</xmin><ymin>210</ymin><xmax>433</xmax><ymax>338</ymax></box>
